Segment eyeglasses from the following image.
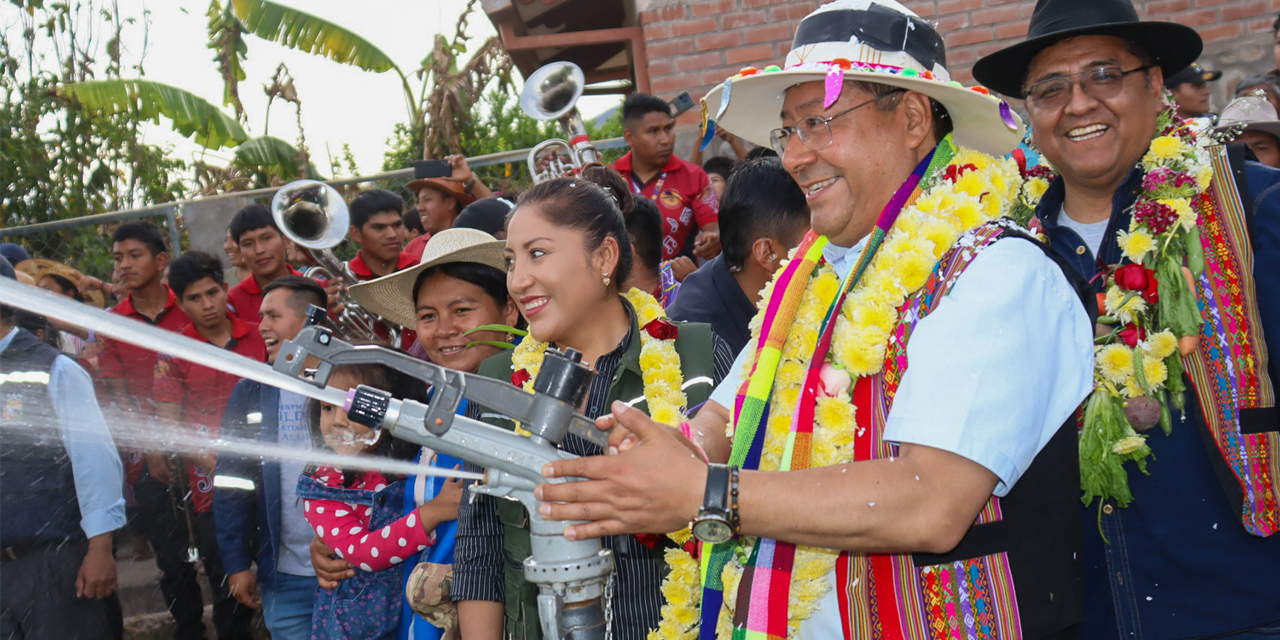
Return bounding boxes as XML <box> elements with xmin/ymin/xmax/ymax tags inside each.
<box><xmin>1024</xmin><ymin>65</ymin><xmax>1154</xmax><ymax>110</ymax></box>
<box><xmin>769</xmin><ymin>89</ymin><xmax>905</xmax><ymax>157</ymax></box>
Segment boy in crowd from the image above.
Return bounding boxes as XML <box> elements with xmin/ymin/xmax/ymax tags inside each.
<box><xmin>404</xmin><ymin>154</ymin><xmax>490</xmax><ymax>259</ymax></box>
<box><xmin>623</xmin><ymin>198</ymin><xmax>682</xmax><ymax>307</ymax></box>
<box><xmin>226</xmin><ymin>204</ymin><xmax>299</xmax><ymax>323</ymax></box>
<box><xmin>668</xmin><ymin>158</ymin><xmax>810</xmax><ymax>354</ymax></box>
<box><xmin>1165</xmin><ymin>61</ymin><xmax>1221</xmax><ymax>121</ymax></box>
<box><xmin>702</xmin><ymin>155</ymin><xmax>735</xmax><ymax>200</ymax></box>
<box><xmin>402</xmin><ymin>207</ymin><xmax>425</xmax><ymax>244</ymax></box>
<box><xmin>96</xmin><ymin>221</ymin><xmax>194</xmax><ymax>637</ymax></box>
<box><xmin>343</xmin><ymin>189</ymin><xmax>418</xmax><ymax>349</ymax></box>
<box><xmin>216</xmin><ymin>276</ymin><xmax>326</xmax><ymax>640</ymax></box>
<box><xmin>346</xmin><ymin>189</ymin><xmax>416</xmax><ymax>281</ymax></box>
<box><xmin>153</xmin><ymin>251</ymin><xmax>265</xmax><ymax>640</ymax></box>
<box><xmin>613</xmin><ymin>92</ymin><xmax>721</xmax><ymax>268</ymax></box>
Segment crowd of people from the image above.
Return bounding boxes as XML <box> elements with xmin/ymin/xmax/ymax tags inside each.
<box><xmin>4</xmin><ymin>0</ymin><xmax>1280</xmax><ymax>638</ymax></box>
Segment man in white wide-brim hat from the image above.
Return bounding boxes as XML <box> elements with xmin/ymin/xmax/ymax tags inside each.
<box><xmin>532</xmin><ymin>1</ymin><xmax>1095</xmax><ymax>638</ymax></box>
<box><xmin>1216</xmin><ymin>94</ymin><xmax>1280</xmax><ymax>170</ymax></box>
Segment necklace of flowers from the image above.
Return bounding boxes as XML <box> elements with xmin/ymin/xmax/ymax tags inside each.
<box><xmin>651</xmin><ymin>143</ymin><xmax>1023</xmax><ymax>640</ymax></box>
<box><xmin>510</xmin><ymin>288</ymin><xmax>688</xmax><ymax>429</ymax></box>
<box><xmin>1015</xmin><ymin>98</ymin><xmax>1211</xmax><ymax>510</ymax></box>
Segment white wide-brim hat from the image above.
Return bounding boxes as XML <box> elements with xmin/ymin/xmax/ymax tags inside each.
<box><xmin>348</xmin><ymin>228</ymin><xmax>507</xmax><ymax>329</ymax></box>
<box><xmin>704</xmin><ymin>0</ymin><xmax>1024</xmax><ymax>158</ymax></box>
<box><xmin>1214</xmin><ymin>95</ymin><xmax>1280</xmax><ymax>140</ymax></box>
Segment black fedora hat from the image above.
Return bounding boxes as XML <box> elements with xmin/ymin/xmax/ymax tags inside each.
<box><xmin>972</xmin><ymin>0</ymin><xmax>1202</xmax><ymax>98</ymax></box>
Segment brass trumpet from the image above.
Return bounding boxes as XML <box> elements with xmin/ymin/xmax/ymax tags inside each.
<box><xmin>520</xmin><ymin>62</ymin><xmax>600</xmax><ymax>183</ymax></box>
<box><xmin>271</xmin><ymin>180</ymin><xmax>401</xmax><ymax>345</ymax></box>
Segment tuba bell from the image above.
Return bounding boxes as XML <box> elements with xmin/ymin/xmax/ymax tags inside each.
<box><xmin>520</xmin><ymin>61</ymin><xmax>600</xmax><ymax>183</ymax></box>
<box><xmin>271</xmin><ymin>180</ymin><xmax>401</xmax><ymax>345</ymax></box>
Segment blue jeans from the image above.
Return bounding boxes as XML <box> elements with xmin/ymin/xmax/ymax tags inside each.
<box><xmin>261</xmin><ymin>571</ymin><xmax>317</xmax><ymax>640</ymax></box>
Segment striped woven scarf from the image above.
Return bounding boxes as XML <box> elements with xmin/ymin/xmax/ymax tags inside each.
<box><xmin>697</xmin><ymin>138</ymin><xmax>954</xmax><ymax>639</ymax></box>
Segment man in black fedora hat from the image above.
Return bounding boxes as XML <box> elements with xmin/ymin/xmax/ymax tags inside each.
<box><xmin>974</xmin><ymin>0</ymin><xmax>1280</xmax><ymax>637</ymax></box>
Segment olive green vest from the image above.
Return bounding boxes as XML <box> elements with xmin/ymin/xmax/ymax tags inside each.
<box><xmin>470</xmin><ymin>310</ymin><xmax>718</xmax><ymax>639</ymax></box>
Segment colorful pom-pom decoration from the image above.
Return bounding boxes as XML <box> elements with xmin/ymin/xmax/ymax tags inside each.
<box><xmin>824</xmin><ymin>65</ymin><xmax>845</xmax><ymax>109</ymax></box>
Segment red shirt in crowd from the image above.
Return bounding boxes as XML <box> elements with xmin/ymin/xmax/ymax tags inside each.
<box><xmin>347</xmin><ymin>251</ymin><xmax>418</xmax><ymax>281</ymax></box>
<box><xmin>153</xmin><ymin>315</ymin><xmax>266</xmax><ymax>512</ymax></box>
<box><xmin>404</xmin><ymin>233</ymin><xmax>430</xmax><ymax>262</ymax></box>
<box><xmin>98</xmin><ymin>287</ymin><xmax>190</xmax><ymax>483</ymax></box>
<box><xmin>99</xmin><ymin>287</ymin><xmax>191</xmax><ymax>413</ymax></box>
<box><xmin>226</xmin><ymin>264</ymin><xmax>301</xmax><ymax>323</ymax></box>
<box><xmin>613</xmin><ymin>152</ymin><xmax>720</xmax><ymax>260</ymax></box>
<box><xmin>348</xmin><ymin>250</ymin><xmax>420</xmax><ymax>351</ymax></box>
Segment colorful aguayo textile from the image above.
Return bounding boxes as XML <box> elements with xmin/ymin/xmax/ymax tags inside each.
<box><xmin>1183</xmin><ymin>145</ymin><xmax>1280</xmax><ymax>536</ymax></box>
<box><xmin>647</xmin><ymin>135</ymin><xmax>1029</xmax><ymax>640</ymax></box>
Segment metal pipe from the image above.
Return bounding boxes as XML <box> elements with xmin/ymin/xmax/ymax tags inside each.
<box><xmin>0</xmin><ymin>138</ymin><xmax>628</xmax><ymax>239</ymax></box>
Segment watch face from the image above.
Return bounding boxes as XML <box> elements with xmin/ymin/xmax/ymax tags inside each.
<box><xmin>693</xmin><ymin>518</ymin><xmax>733</xmax><ymax>544</ymax></box>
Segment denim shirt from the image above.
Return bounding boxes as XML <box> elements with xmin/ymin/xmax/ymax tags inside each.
<box><xmin>1036</xmin><ymin>166</ymin><xmax>1280</xmax><ymax>639</ymax></box>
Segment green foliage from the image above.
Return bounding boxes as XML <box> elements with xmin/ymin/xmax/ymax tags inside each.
<box><xmin>231</xmin><ymin>0</ymin><xmax>397</xmax><ymax>74</ymax></box>
<box><xmin>457</xmin><ymin>90</ymin><xmax>557</xmax><ymax>157</ymax></box>
<box><xmin>60</xmin><ymin>79</ymin><xmax>249</xmax><ymax>149</ymax></box>
<box><xmin>2</xmin><ymin>3</ymin><xmax>189</xmax><ymax>280</ymax></box>
<box><xmin>383</xmin><ymin>89</ymin><xmax>626</xmax><ymax>193</ymax></box>
<box><xmin>234</xmin><ymin>135</ymin><xmax>324</xmax><ymax>181</ymax></box>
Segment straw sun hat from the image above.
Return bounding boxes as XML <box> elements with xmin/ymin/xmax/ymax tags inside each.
<box><xmin>16</xmin><ymin>258</ymin><xmax>106</xmax><ymax>309</ymax></box>
<box><xmin>702</xmin><ymin>0</ymin><xmax>1026</xmax><ymax>158</ymax></box>
<box><xmin>348</xmin><ymin>228</ymin><xmax>506</xmax><ymax>329</ymax></box>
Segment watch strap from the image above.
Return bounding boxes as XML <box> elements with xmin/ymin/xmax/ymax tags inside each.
<box><xmin>702</xmin><ymin>463</ymin><xmax>731</xmax><ymax>515</ymax></box>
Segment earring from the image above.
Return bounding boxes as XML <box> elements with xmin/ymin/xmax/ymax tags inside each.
<box><xmin>505</xmin><ymin>332</ymin><xmax>515</xmax><ymax>343</ymax></box>
<box><xmin>769</xmin><ymin>253</ymin><xmax>777</xmax><ymax>260</ymax></box>
<box><xmin>603</xmin><ymin>271</ymin><xmax>611</xmax><ymax>286</ymax></box>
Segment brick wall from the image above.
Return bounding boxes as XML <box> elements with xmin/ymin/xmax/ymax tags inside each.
<box><xmin>640</xmin><ymin>0</ymin><xmax>825</xmax><ymax>127</ymax></box>
<box><xmin>640</xmin><ymin>0</ymin><xmax>1278</xmax><ymax>135</ymax></box>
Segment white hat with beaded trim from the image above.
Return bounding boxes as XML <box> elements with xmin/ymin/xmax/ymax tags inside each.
<box><xmin>702</xmin><ymin>0</ymin><xmax>1024</xmax><ymax>158</ymax></box>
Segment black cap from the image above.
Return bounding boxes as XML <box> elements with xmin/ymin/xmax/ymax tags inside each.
<box><xmin>1164</xmin><ymin>62</ymin><xmax>1223</xmax><ymax>88</ymax></box>
<box><xmin>452</xmin><ymin>197</ymin><xmax>514</xmax><ymax>237</ymax></box>
<box><xmin>0</xmin><ymin>243</ymin><xmax>29</xmax><ymax>267</ymax></box>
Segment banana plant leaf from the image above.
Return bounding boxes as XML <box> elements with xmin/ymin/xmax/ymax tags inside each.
<box><xmin>231</xmin><ymin>0</ymin><xmax>397</xmax><ymax>73</ymax></box>
<box><xmin>60</xmin><ymin>79</ymin><xmax>248</xmax><ymax>149</ymax></box>
<box><xmin>233</xmin><ymin>135</ymin><xmax>325</xmax><ymax>180</ymax></box>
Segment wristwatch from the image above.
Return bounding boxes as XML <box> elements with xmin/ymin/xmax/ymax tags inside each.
<box><xmin>691</xmin><ymin>463</ymin><xmax>737</xmax><ymax>544</ymax></box>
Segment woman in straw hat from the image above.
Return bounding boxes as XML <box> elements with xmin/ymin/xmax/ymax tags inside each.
<box><xmin>18</xmin><ymin>258</ymin><xmax>105</xmax><ymax>361</ymax></box>
<box><xmin>305</xmin><ymin>228</ymin><xmax>521</xmax><ymax>640</ymax></box>
<box><xmin>449</xmin><ymin>177</ymin><xmax>734</xmax><ymax>639</ymax></box>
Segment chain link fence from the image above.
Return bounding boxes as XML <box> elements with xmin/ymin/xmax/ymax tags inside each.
<box><xmin>0</xmin><ymin>139</ymin><xmax>628</xmax><ymax>286</ymax></box>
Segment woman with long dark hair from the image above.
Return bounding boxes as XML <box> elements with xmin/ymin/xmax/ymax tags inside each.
<box><xmin>452</xmin><ymin>177</ymin><xmax>735</xmax><ymax>639</ymax></box>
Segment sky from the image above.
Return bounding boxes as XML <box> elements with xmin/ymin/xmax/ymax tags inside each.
<box><xmin>6</xmin><ymin>0</ymin><xmax>619</xmax><ymax>177</ymax></box>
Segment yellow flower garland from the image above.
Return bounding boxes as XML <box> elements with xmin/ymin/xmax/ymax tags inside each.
<box><xmin>654</xmin><ymin>146</ymin><xmax>1022</xmax><ymax>639</ymax></box>
<box><xmin>511</xmin><ymin>288</ymin><xmax>687</xmax><ymax>423</ymax></box>
<box><xmin>510</xmin><ymin>289</ymin><xmax>707</xmax><ymax>638</ymax></box>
